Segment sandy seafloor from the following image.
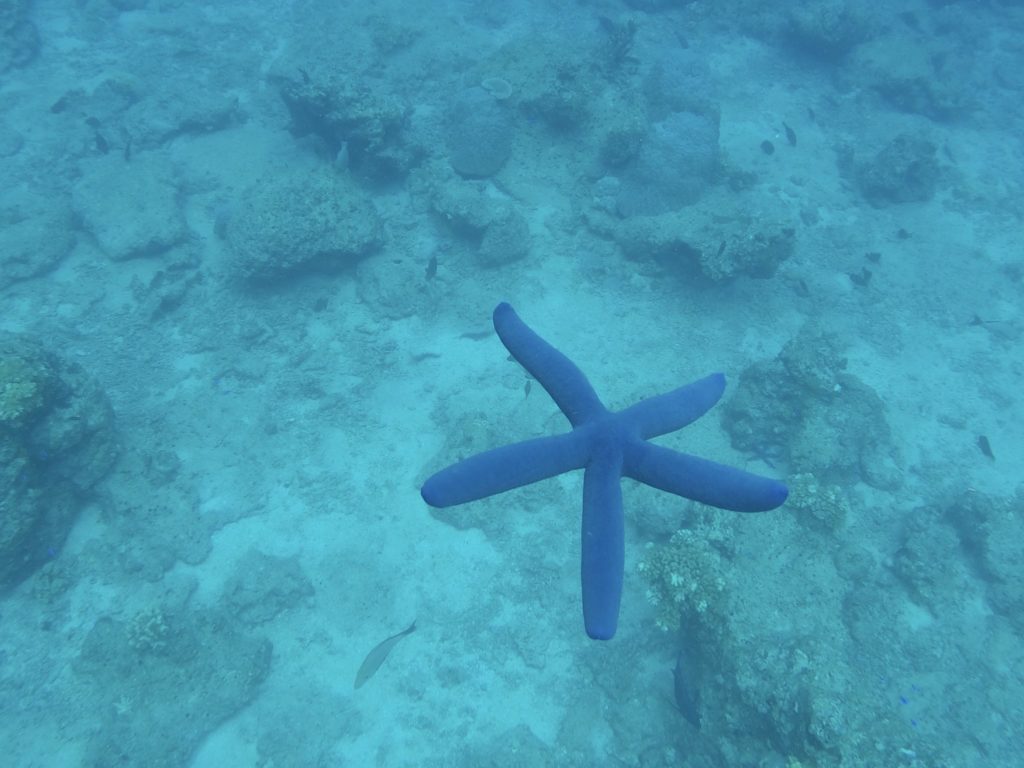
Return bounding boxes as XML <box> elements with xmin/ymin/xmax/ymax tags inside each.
<box><xmin>0</xmin><ymin>1</ymin><xmax>1022</xmax><ymax>766</ymax></box>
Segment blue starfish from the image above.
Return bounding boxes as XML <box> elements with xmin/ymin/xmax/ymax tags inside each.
<box><xmin>422</xmin><ymin>303</ymin><xmax>788</xmax><ymax>640</ymax></box>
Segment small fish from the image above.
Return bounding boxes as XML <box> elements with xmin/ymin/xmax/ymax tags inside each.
<box><xmin>95</xmin><ymin>132</ymin><xmax>109</xmax><ymax>154</ymax></box>
<box><xmin>354</xmin><ymin>620</ymin><xmax>416</xmax><ymax>689</ymax></box>
<box><xmin>335</xmin><ymin>141</ymin><xmax>350</xmax><ymax>170</ymax></box>
<box><xmin>849</xmin><ymin>266</ymin><xmax>872</xmax><ymax>287</ymax></box>
<box><xmin>977</xmin><ymin>435</ymin><xmax>995</xmax><ymax>460</ymax></box>
<box><xmin>782</xmin><ymin>121</ymin><xmax>797</xmax><ymax>147</ymax></box>
<box><xmin>760</xmin><ymin>140</ymin><xmax>775</xmax><ymax>155</ymax></box>
<box><xmin>524</xmin><ymin>379</ymin><xmax>532</xmax><ymax>398</ymax></box>
<box><xmin>425</xmin><ymin>254</ymin><xmax>437</xmax><ymax>280</ymax></box>
<box><xmin>899</xmin><ymin>11</ymin><xmax>921</xmax><ymax>30</ymax></box>
<box><xmin>123</xmin><ymin>136</ymin><xmax>133</xmax><ymax>162</ymax></box>
<box><xmin>969</xmin><ymin>314</ymin><xmax>1005</xmax><ymax>326</ymax></box>
<box><xmin>410</xmin><ymin>352</ymin><xmax>442</xmax><ymax>363</ymax></box>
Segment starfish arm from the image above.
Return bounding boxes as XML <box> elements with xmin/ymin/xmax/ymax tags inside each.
<box><xmin>493</xmin><ymin>303</ymin><xmax>606</xmax><ymax>427</ymax></box>
<box><xmin>421</xmin><ymin>431</ymin><xmax>590</xmax><ymax>508</ymax></box>
<box><xmin>624</xmin><ymin>441</ymin><xmax>788</xmax><ymax>512</ymax></box>
<box><xmin>580</xmin><ymin>446</ymin><xmax>625</xmax><ymax>640</ymax></box>
<box><xmin>617</xmin><ymin>373</ymin><xmax>726</xmax><ymax>440</ymax></box>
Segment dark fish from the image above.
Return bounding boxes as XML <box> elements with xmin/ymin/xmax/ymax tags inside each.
<box><xmin>977</xmin><ymin>435</ymin><xmax>995</xmax><ymax>460</ymax></box>
<box><xmin>298</xmin><ymin>67</ymin><xmax>311</xmax><ymax>84</ymax></box>
<box><xmin>673</xmin><ymin>648</ymin><xmax>701</xmax><ymax>729</ymax></box>
<box><xmin>354</xmin><ymin>620</ymin><xmax>416</xmax><ymax>689</ymax></box>
<box><xmin>969</xmin><ymin>314</ymin><xmax>1004</xmax><ymax>326</ymax></box>
<box><xmin>524</xmin><ymin>379</ymin><xmax>532</xmax><ymax>398</ymax></box>
<box><xmin>460</xmin><ymin>329</ymin><xmax>492</xmax><ymax>341</ymax></box>
<box><xmin>410</xmin><ymin>352</ymin><xmax>442</xmax><ymax>363</ymax></box>
<box><xmin>426</xmin><ymin>254</ymin><xmax>437</xmax><ymax>280</ymax></box>
<box><xmin>899</xmin><ymin>11</ymin><xmax>921</xmax><ymax>30</ymax></box>
<box><xmin>760</xmin><ymin>140</ymin><xmax>775</xmax><ymax>155</ymax></box>
<box><xmin>849</xmin><ymin>266</ymin><xmax>872</xmax><ymax>287</ymax></box>
<box><xmin>782</xmin><ymin>121</ymin><xmax>797</xmax><ymax>146</ymax></box>
<box><xmin>865</xmin><ymin>251</ymin><xmax>881</xmax><ymax>263</ymax></box>
<box><xmin>95</xmin><ymin>132</ymin><xmax>109</xmax><ymax>154</ymax></box>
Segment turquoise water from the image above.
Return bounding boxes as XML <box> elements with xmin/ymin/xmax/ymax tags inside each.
<box><xmin>1</xmin><ymin>1</ymin><xmax>1021</xmax><ymax>766</ymax></box>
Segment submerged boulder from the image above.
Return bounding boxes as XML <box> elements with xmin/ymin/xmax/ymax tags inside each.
<box><xmin>616</xmin><ymin>110</ymin><xmax>720</xmax><ymax>216</ymax></box>
<box><xmin>228</xmin><ymin>170</ymin><xmax>383</xmax><ymax>281</ymax></box>
<box><xmin>447</xmin><ymin>87</ymin><xmax>514</xmax><ymax>178</ymax></box>
<box><xmin>0</xmin><ymin>333</ymin><xmax>118</xmax><ymax>589</ymax></box>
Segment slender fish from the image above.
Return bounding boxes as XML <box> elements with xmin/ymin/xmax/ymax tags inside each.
<box><xmin>977</xmin><ymin>435</ymin><xmax>995</xmax><ymax>460</ymax></box>
<box><xmin>354</xmin><ymin>620</ymin><xmax>416</xmax><ymax>689</ymax></box>
<box><xmin>782</xmin><ymin>121</ymin><xmax>797</xmax><ymax>147</ymax></box>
